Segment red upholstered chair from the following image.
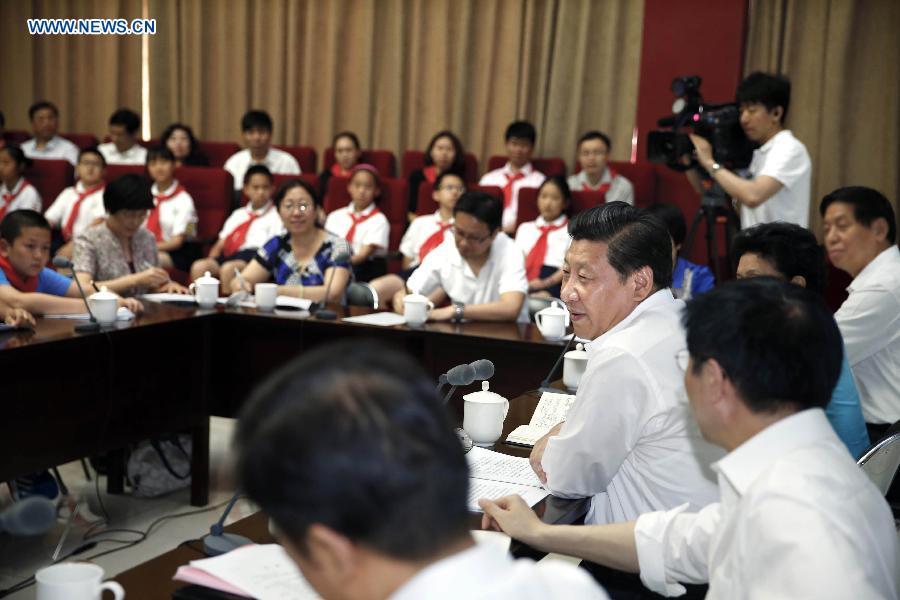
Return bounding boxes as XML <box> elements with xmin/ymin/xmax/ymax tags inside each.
<box><xmin>325</xmin><ymin>177</ymin><xmax>407</xmax><ymax>253</ymax></box>
<box><xmin>61</xmin><ymin>133</ymin><xmax>99</xmax><ymax>150</ymax></box>
<box><xmin>486</xmin><ymin>156</ymin><xmax>566</xmax><ymax>177</ymax></box>
<box><xmin>103</xmin><ymin>164</ymin><xmax>147</xmax><ymax>183</ymax></box>
<box><xmin>400</xmin><ymin>150</ymin><xmax>480</xmax><ymax>183</ymax></box>
<box><xmin>415</xmin><ymin>184</ymin><xmax>503</xmax><ymax>216</ymax></box>
<box><xmin>2</xmin><ymin>130</ymin><xmax>30</xmax><ymax>146</ymax></box>
<box><xmin>274</xmin><ymin>144</ymin><xmax>317</xmax><ymax>174</ymax></box>
<box><xmin>607</xmin><ymin>161</ymin><xmax>657</xmax><ymax>208</ymax></box>
<box><xmin>24</xmin><ymin>159</ymin><xmax>74</xmax><ymax>211</ymax></box>
<box><xmin>174</xmin><ymin>166</ymin><xmax>234</xmax><ymax>253</ymax></box>
<box><xmin>570</xmin><ymin>191</ymin><xmax>610</xmax><ymax>214</ymax></box>
<box><xmin>515</xmin><ymin>187</ymin><xmax>542</xmax><ymax>229</ymax></box>
<box><xmin>323</xmin><ymin>149</ymin><xmax>397</xmax><ymax>178</ymax></box>
<box><xmin>197</xmin><ymin>141</ymin><xmax>241</xmax><ymax>168</ymax></box>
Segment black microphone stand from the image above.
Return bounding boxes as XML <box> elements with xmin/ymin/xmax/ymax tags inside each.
<box><xmin>538</xmin><ymin>333</ymin><xmax>575</xmax><ymax>394</ymax></box>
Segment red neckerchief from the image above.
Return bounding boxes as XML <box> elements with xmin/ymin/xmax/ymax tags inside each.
<box><xmin>345</xmin><ymin>206</ymin><xmax>382</xmax><ymax>244</ymax></box>
<box><xmin>423</xmin><ymin>166</ymin><xmax>438</xmax><ymax>184</ymax></box>
<box><xmin>417</xmin><ymin>215</ymin><xmax>452</xmax><ymax>262</ymax></box>
<box><xmin>525</xmin><ymin>218</ymin><xmax>568</xmax><ymax>280</ymax></box>
<box><xmin>0</xmin><ymin>253</ymin><xmax>39</xmax><ymax>292</ymax></box>
<box><xmin>223</xmin><ymin>203</ymin><xmax>273</xmax><ymax>256</ymax></box>
<box><xmin>0</xmin><ymin>179</ymin><xmax>33</xmax><ymax>224</ymax></box>
<box><xmin>62</xmin><ymin>183</ymin><xmax>105</xmax><ymax>241</ymax></box>
<box><xmin>503</xmin><ymin>171</ymin><xmax>525</xmax><ymax>208</ymax></box>
<box><xmin>330</xmin><ymin>163</ymin><xmax>351</xmax><ymax>177</ymax></box>
<box><xmin>145</xmin><ymin>182</ymin><xmax>185</xmax><ymax>241</ymax></box>
<box><xmin>581</xmin><ymin>167</ymin><xmax>618</xmax><ymax>200</ymax></box>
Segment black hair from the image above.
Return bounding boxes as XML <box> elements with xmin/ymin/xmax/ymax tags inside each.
<box><xmin>28</xmin><ymin>101</ymin><xmax>59</xmax><ymax>121</ymax></box>
<box><xmin>736</xmin><ymin>72</ymin><xmax>791</xmax><ymax>123</ymax></box>
<box><xmin>146</xmin><ymin>146</ymin><xmax>176</xmax><ymax>164</ymax></box>
<box><xmin>109</xmin><ymin>108</ymin><xmax>141</xmax><ymax>135</ymax></box>
<box><xmin>819</xmin><ymin>186</ymin><xmax>897</xmax><ymax>245</ymax></box>
<box><xmin>0</xmin><ymin>209</ymin><xmax>50</xmax><ymax>243</ymax></box>
<box><xmin>454</xmin><ymin>191</ymin><xmax>502</xmax><ymax>232</ymax></box>
<box><xmin>103</xmin><ymin>173</ymin><xmax>153</xmax><ymax>214</ymax></box>
<box><xmin>732</xmin><ymin>222</ymin><xmax>827</xmax><ymax>295</ymax></box>
<box><xmin>537</xmin><ymin>175</ymin><xmax>572</xmax><ymax>217</ymax></box>
<box><xmin>434</xmin><ymin>170</ymin><xmax>465</xmax><ymax>190</ymax></box>
<box><xmin>244</xmin><ymin>164</ymin><xmax>274</xmax><ymax>185</ymax></box>
<box><xmin>644</xmin><ymin>203</ymin><xmax>687</xmax><ymax>246</ymax></box>
<box><xmin>0</xmin><ymin>111</ymin><xmax>5</xmax><ymax>128</ymax></box>
<box><xmin>504</xmin><ymin>120</ymin><xmax>537</xmax><ymax>145</ymax></box>
<box><xmin>684</xmin><ymin>278</ymin><xmax>842</xmax><ymax>414</ymax></box>
<box><xmin>77</xmin><ymin>147</ymin><xmax>106</xmax><ymax>167</ymax></box>
<box><xmin>423</xmin><ymin>130</ymin><xmax>465</xmax><ymax>174</ymax></box>
<box><xmin>577</xmin><ymin>130</ymin><xmax>612</xmax><ymax>152</ymax></box>
<box><xmin>235</xmin><ymin>340</ymin><xmax>470</xmax><ymax>560</ymax></box>
<box><xmin>0</xmin><ymin>146</ymin><xmax>31</xmax><ymax>171</ymax></box>
<box><xmin>160</xmin><ymin>122</ymin><xmax>203</xmax><ymax>161</ymax></box>
<box><xmin>332</xmin><ymin>131</ymin><xmax>361</xmax><ymax>150</ymax></box>
<box><xmin>240</xmin><ymin>110</ymin><xmax>273</xmax><ymax>133</ymax></box>
<box><xmin>274</xmin><ymin>178</ymin><xmax>319</xmax><ymax>209</ymax></box>
<box><xmin>568</xmin><ymin>202</ymin><xmax>674</xmax><ymax>289</ymax></box>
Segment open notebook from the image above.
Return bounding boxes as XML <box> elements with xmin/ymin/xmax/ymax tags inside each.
<box><xmin>505</xmin><ymin>392</ymin><xmax>577</xmax><ymax>448</ymax></box>
<box><xmin>466</xmin><ymin>446</ymin><xmax>548</xmax><ymax>511</ymax></box>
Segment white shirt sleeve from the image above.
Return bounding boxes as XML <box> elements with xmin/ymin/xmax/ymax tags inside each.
<box><xmin>44</xmin><ymin>188</ymin><xmax>71</xmax><ymax>227</ymax></box>
<box><xmin>170</xmin><ymin>194</ymin><xmax>198</xmax><ymax>237</ymax></box>
<box><xmin>361</xmin><ymin>213</ymin><xmax>390</xmax><ymax>249</ymax></box>
<box><xmin>497</xmin><ymin>243</ymin><xmax>529</xmax><ymax>295</ymax></box>
<box><xmin>759</xmin><ymin>136</ymin><xmax>808</xmax><ymax>190</ymax></box>
<box><xmin>399</xmin><ymin>218</ymin><xmax>423</xmax><ymax>259</ymax></box>
<box><xmin>835</xmin><ymin>287</ymin><xmax>900</xmax><ymax>366</ymax></box>
<box><xmin>406</xmin><ymin>249</ymin><xmax>443</xmax><ymax>296</ymax></box>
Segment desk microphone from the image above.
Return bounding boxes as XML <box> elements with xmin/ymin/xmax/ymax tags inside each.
<box><xmin>52</xmin><ymin>255</ymin><xmax>101</xmax><ymax>333</ymax></box>
<box><xmin>202</xmin><ymin>492</ymin><xmax>253</xmax><ymax>556</ymax></box>
<box><xmin>539</xmin><ymin>333</ymin><xmax>575</xmax><ymax>394</ymax></box>
<box><xmin>436</xmin><ymin>363</ymin><xmax>476</xmax><ymax>396</ymax></box>
<box><xmin>0</xmin><ymin>496</ymin><xmax>57</xmax><ymax>535</ymax></box>
<box><xmin>312</xmin><ymin>247</ymin><xmax>351</xmax><ymax>320</ymax></box>
<box><xmin>469</xmin><ymin>359</ymin><xmax>494</xmax><ymax>381</ymax></box>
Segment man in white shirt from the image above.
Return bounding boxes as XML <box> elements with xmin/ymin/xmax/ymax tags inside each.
<box><xmin>529</xmin><ymin>202</ymin><xmax>720</xmax><ymax>525</ymax></box>
<box><xmin>821</xmin><ymin>186</ymin><xmax>900</xmax><ymax>437</ymax></box>
<box><xmin>224</xmin><ymin>110</ymin><xmax>300</xmax><ymax>190</ymax></box>
<box><xmin>20</xmin><ymin>101</ymin><xmax>79</xmax><ymax>166</ymax></box>
<box><xmin>689</xmin><ymin>72</ymin><xmax>811</xmax><ymax>228</ymax></box>
<box><xmin>400</xmin><ymin>191</ymin><xmax>528</xmax><ymax>323</ymax></box>
<box><xmin>97</xmin><ymin>108</ymin><xmax>147</xmax><ymax>166</ymax></box>
<box><xmin>235</xmin><ymin>341</ymin><xmax>609</xmax><ymax>600</ymax></box>
<box><xmin>481</xmin><ymin>278</ymin><xmax>898</xmax><ymax>599</ymax></box>
<box><xmin>479</xmin><ymin>120</ymin><xmax>546</xmax><ymax>234</ymax></box>
<box><xmin>567</xmin><ymin>131</ymin><xmax>634</xmax><ymax>205</ymax></box>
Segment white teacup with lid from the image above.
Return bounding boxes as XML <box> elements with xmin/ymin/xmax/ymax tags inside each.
<box><xmin>463</xmin><ymin>381</ymin><xmax>510</xmax><ymax>447</ymax></box>
<box><xmin>563</xmin><ymin>342</ymin><xmax>589</xmax><ymax>391</ymax></box>
<box><xmin>87</xmin><ymin>286</ymin><xmax>118</xmax><ymax>325</ymax></box>
<box><xmin>403</xmin><ymin>293</ymin><xmax>434</xmax><ymax>326</ymax></box>
<box><xmin>534</xmin><ymin>300</ymin><xmax>570</xmax><ymax>339</ymax></box>
<box><xmin>189</xmin><ymin>271</ymin><xmax>220</xmax><ymax>309</ymax></box>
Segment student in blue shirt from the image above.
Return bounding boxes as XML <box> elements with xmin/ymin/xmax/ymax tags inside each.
<box><xmin>0</xmin><ymin>210</ymin><xmax>143</xmax><ymax>315</ymax></box>
<box><xmin>733</xmin><ymin>221</ymin><xmax>870</xmax><ymax>457</ymax></box>
<box><xmin>645</xmin><ymin>203</ymin><xmax>715</xmax><ymax>300</ymax></box>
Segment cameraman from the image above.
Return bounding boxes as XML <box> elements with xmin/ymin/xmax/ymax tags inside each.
<box><xmin>688</xmin><ymin>72</ymin><xmax>811</xmax><ymax>228</ymax></box>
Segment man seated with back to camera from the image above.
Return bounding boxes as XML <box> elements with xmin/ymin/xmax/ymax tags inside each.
<box><xmin>687</xmin><ymin>72</ymin><xmax>812</xmax><ymax>228</ymax></box>
<box><xmin>481</xmin><ymin>278</ymin><xmax>898</xmax><ymax>599</ymax></box>
<box><xmin>235</xmin><ymin>340</ymin><xmax>610</xmax><ymax>600</ymax></box>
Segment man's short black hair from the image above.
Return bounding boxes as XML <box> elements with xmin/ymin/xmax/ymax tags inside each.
<box><xmin>568</xmin><ymin>202</ymin><xmax>674</xmax><ymax>289</ymax></box>
<box><xmin>732</xmin><ymin>222</ymin><xmax>827</xmax><ymax>295</ymax></box>
<box><xmin>736</xmin><ymin>72</ymin><xmax>791</xmax><ymax>122</ymax></box>
<box><xmin>240</xmin><ymin>110</ymin><xmax>273</xmax><ymax>133</ymax></box>
<box><xmin>454</xmin><ymin>191</ymin><xmax>502</xmax><ymax>232</ymax></box>
<box><xmin>235</xmin><ymin>340</ymin><xmax>470</xmax><ymax>560</ymax></box>
<box><xmin>819</xmin><ymin>186</ymin><xmax>897</xmax><ymax>245</ymax></box>
<box><xmin>0</xmin><ymin>209</ymin><xmax>51</xmax><ymax>244</ymax></box>
<box><xmin>78</xmin><ymin>146</ymin><xmax>106</xmax><ymax>167</ymax></box>
<box><xmin>577</xmin><ymin>130</ymin><xmax>612</xmax><ymax>152</ymax></box>
<box><xmin>28</xmin><ymin>101</ymin><xmax>59</xmax><ymax>120</ymax></box>
<box><xmin>103</xmin><ymin>173</ymin><xmax>153</xmax><ymax>214</ymax></box>
<box><xmin>109</xmin><ymin>108</ymin><xmax>141</xmax><ymax>135</ymax></box>
<box><xmin>146</xmin><ymin>146</ymin><xmax>175</xmax><ymax>164</ymax></box>
<box><xmin>504</xmin><ymin>120</ymin><xmax>537</xmax><ymax>145</ymax></box>
<box><xmin>644</xmin><ymin>203</ymin><xmax>686</xmax><ymax>246</ymax></box>
<box><xmin>434</xmin><ymin>170</ymin><xmax>464</xmax><ymax>190</ymax></box>
<box><xmin>684</xmin><ymin>278</ymin><xmax>842</xmax><ymax>414</ymax></box>
<box><xmin>244</xmin><ymin>164</ymin><xmax>273</xmax><ymax>185</ymax></box>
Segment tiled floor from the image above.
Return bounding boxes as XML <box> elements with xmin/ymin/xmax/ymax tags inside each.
<box><xmin>0</xmin><ymin>417</ymin><xmax>253</xmax><ymax>599</ymax></box>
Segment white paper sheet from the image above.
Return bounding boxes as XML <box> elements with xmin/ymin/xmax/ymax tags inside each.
<box><xmin>141</xmin><ymin>292</ymin><xmax>197</xmax><ymax>304</ymax></box>
<box><xmin>505</xmin><ymin>392</ymin><xmax>576</xmax><ymax>447</ymax></box>
<box><xmin>43</xmin><ymin>307</ymin><xmax>135</xmax><ymax>321</ymax></box>
<box><xmin>466</xmin><ymin>446</ymin><xmax>543</xmax><ymax>487</ymax></box>
<box><xmin>468</xmin><ymin>479</ymin><xmax>548</xmax><ymax>512</ymax></box>
<box><xmin>215</xmin><ymin>295</ymin><xmax>313</xmax><ymax>310</ymax></box>
<box><xmin>341</xmin><ymin>312</ymin><xmax>407</xmax><ymax>326</ymax></box>
<box><xmin>188</xmin><ymin>544</ymin><xmax>318</xmax><ymax>600</ymax></box>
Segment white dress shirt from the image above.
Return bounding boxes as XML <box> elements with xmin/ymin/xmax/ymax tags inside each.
<box><xmin>514</xmin><ymin>215</ymin><xmax>571</xmax><ymax>268</ymax></box>
<box><xmin>407</xmin><ymin>233</ymin><xmax>530</xmax><ymax>322</ymax></box>
<box><xmin>217</xmin><ymin>201</ymin><xmax>285</xmax><ymax>251</ymax></box>
<box><xmin>224</xmin><ymin>148</ymin><xmax>301</xmax><ymax>190</ymax></box>
<box><xmin>835</xmin><ymin>245</ymin><xmax>900</xmax><ymax>424</ymax></box>
<box><xmin>146</xmin><ymin>181</ymin><xmax>198</xmax><ymax>241</ymax></box>
<box><xmin>21</xmin><ymin>136</ymin><xmax>80</xmax><ymax>166</ymax></box>
<box><xmin>567</xmin><ymin>168</ymin><xmax>635</xmax><ymax>205</ymax></box>
<box><xmin>323</xmin><ymin>202</ymin><xmax>390</xmax><ymax>257</ymax></box>
<box><xmin>479</xmin><ymin>162</ymin><xmax>546</xmax><ymax>232</ymax></box>
<box><xmin>399</xmin><ymin>211</ymin><xmax>454</xmax><ymax>267</ymax></box>
<box><xmin>634</xmin><ymin>409</ymin><xmax>898</xmax><ymax>599</ymax></box>
<box><xmin>390</xmin><ymin>541</ymin><xmax>609</xmax><ymax>600</ymax></box>
<box><xmin>741</xmin><ymin>129</ymin><xmax>811</xmax><ymax>228</ymax></box>
<box><xmin>97</xmin><ymin>142</ymin><xmax>147</xmax><ymax>166</ymax></box>
<box><xmin>542</xmin><ymin>289</ymin><xmax>722</xmax><ymax>524</ymax></box>
<box><xmin>44</xmin><ymin>182</ymin><xmax>106</xmax><ymax>238</ymax></box>
<box><xmin>0</xmin><ymin>178</ymin><xmax>43</xmax><ymax>214</ymax></box>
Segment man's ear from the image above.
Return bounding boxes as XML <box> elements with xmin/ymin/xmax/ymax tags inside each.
<box><xmin>705</xmin><ymin>358</ymin><xmax>740</xmax><ymax>422</ymax></box>
<box><xmin>0</xmin><ymin>239</ymin><xmax>10</xmax><ymax>258</ymax></box>
<box><xmin>304</xmin><ymin>524</ymin><xmax>358</xmax><ymax>580</ymax></box>
<box><xmin>631</xmin><ymin>265</ymin><xmax>655</xmax><ymax>301</ymax></box>
<box><xmin>772</xmin><ymin>106</ymin><xmax>784</xmax><ymax>123</ymax></box>
<box><xmin>789</xmin><ymin>274</ymin><xmax>807</xmax><ymax>288</ymax></box>
<box><xmin>871</xmin><ymin>217</ymin><xmax>890</xmax><ymax>243</ymax></box>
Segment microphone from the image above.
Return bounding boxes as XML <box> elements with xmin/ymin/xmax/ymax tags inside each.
<box><xmin>312</xmin><ymin>247</ymin><xmax>351</xmax><ymax>320</ymax></box>
<box><xmin>52</xmin><ymin>255</ymin><xmax>101</xmax><ymax>333</ymax></box>
<box><xmin>202</xmin><ymin>491</ymin><xmax>253</xmax><ymax>556</ymax></box>
<box><xmin>441</xmin><ymin>364</ymin><xmax>476</xmax><ymax>406</ymax></box>
<box><xmin>538</xmin><ymin>333</ymin><xmax>576</xmax><ymax>394</ymax></box>
<box><xmin>0</xmin><ymin>497</ymin><xmax>57</xmax><ymax>535</ymax></box>
<box><xmin>469</xmin><ymin>359</ymin><xmax>494</xmax><ymax>381</ymax></box>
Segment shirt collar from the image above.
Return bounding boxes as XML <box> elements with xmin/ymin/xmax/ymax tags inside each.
<box><xmin>848</xmin><ymin>246</ymin><xmax>900</xmax><ymax>292</ymax></box>
<box><xmin>757</xmin><ymin>129</ymin><xmax>791</xmax><ymax>154</ymax></box>
<box><xmin>585</xmin><ymin>288</ymin><xmax>676</xmax><ymax>352</ymax></box>
<box><xmin>503</xmin><ymin>162</ymin><xmax>533</xmax><ymax>177</ymax></box>
<box><xmin>535</xmin><ymin>214</ymin><xmax>568</xmax><ymax>227</ymax></box>
<box><xmin>390</xmin><ymin>543</ymin><xmax>509</xmax><ymax>600</ymax></box>
<box><xmin>152</xmin><ymin>180</ymin><xmax>179</xmax><ymax>196</ymax></box>
<box><xmin>247</xmin><ymin>200</ymin><xmax>274</xmax><ymax>216</ymax></box>
<box><xmin>348</xmin><ymin>202</ymin><xmax>377</xmax><ymax>217</ymax></box>
<box><xmin>1</xmin><ymin>177</ymin><xmax>26</xmax><ymax>196</ymax></box>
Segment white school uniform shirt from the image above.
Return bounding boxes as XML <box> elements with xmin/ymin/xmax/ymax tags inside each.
<box><xmin>21</xmin><ymin>136</ymin><xmax>80</xmax><ymax>166</ymax></box>
<box><xmin>835</xmin><ymin>245</ymin><xmax>900</xmax><ymax>424</ymax></box>
<box><xmin>399</xmin><ymin>211</ymin><xmax>454</xmax><ymax>267</ymax></box>
<box><xmin>514</xmin><ymin>215</ymin><xmax>571</xmax><ymax>269</ymax></box>
<box><xmin>567</xmin><ymin>168</ymin><xmax>635</xmax><ymax>205</ymax></box>
<box><xmin>0</xmin><ymin>178</ymin><xmax>43</xmax><ymax>214</ymax></box>
<box><xmin>223</xmin><ymin>148</ymin><xmax>301</xmax><ymax>190</ymax></box>
<box><xmin>323</xmin><ymin>202</ymin><xmax>390</xmax><ymax>257</ymax></box>
<box><xmin>741</xmin><ymin>129</ymin><xmax>811</xmax><ymax>228</ymax></box>
<box><xmin>44</xmin><ymin>181</ymin><xmax>106</xmax><ymax>238</ymax></box>
<box><xmin>390</xmin><ymin>542</ymin><xmax>609</xmax><ymax>600</ymax></box>
<box><xmin>97</xmin><ymin>142</ymin><xmax>147</xmax><ymax>166</ymax></box>
<box><xmin>634</xmin><ymin>409</ymin><xmax>898</xmax><ymax>599</ymax></box>
<box><xmin>218</xmin><ymin>201</ymin><xmax>285</xmax><ymax>251</ymax></box>
<box><xmin>147</xmin><ymin>181</ymin><xmax>198</xmax><ymax>241</ymax></box>
<box><xmin>479</xmin><ymin>162</ymin><xmax>546</xmax><ymax>232</ymax></box>
<box><xmin>407</xmin><ymin>233</ymin><xmax>530</xmax><ymax>322</ymax></box>
<box><xmin>542</xmin><ymin>289</ymin><xmax>722</xmax><ymax>525</ymax></box>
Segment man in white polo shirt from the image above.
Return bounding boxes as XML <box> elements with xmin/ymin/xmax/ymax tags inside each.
<box><xmin>224</xmin><ymin>110</ymin><xmax>300</xmax><ymax>190</ymax></box>
<box><xmin>97</xmin><ymin>108</ymin><xmax>147</xmax><ymax>165</ymax></box>
<box><xmin>399</xmin><ymin>191</ymin><xmax>528</xmax><ymax>323</ymax></box>
<box><xmin>21</xmin><ymin>101</ymin><xmax>79</xmax><ymax>166</ymax></box>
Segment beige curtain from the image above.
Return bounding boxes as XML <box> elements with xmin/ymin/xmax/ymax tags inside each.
<box><xmin>148</xmin><ymin>0</ymin><xmax>644</xmax><ymax>170</ymax></box>
<box><xmin>0</xmin><ymin>0</ymin><xmax>143</xmax><ymax>135</ymax></box>
<box><xmin>744</xmin><ymin>0</ymin><xmax>900</xmax><ymax>234</ymax></box>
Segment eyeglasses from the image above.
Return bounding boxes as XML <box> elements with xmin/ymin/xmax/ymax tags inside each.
<box><xmin>675</xmin><ymin>350</ymin><xmax>691</xmax><ymax>372</ymax></box>
<box><xmin>439</xmin><ymin>184</ymin><xmax>466</xmax><ymax>193</ymax></box>
<box><xmin>282</xmin><ymin>202</ymin><xmax>314</xmax><ymax>213</ymax></box>
<box><xmin>452</xmin><ymin>226</ymin><xmax>491</xmax><ymax>244</ymax></box>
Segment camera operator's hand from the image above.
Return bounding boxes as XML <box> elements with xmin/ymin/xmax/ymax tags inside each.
<box><xmin>689</xmin><ymin>134</ymin><xmax>715</xmax><ymax>171</ymax></box>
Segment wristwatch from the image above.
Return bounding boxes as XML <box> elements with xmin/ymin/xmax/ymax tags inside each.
<box><xmin>709</xmin><ymin>162</ymin><xmax>722</xmax><ymax>175</ymax></box>
<box><xmin>452</xmin><ymin>302</ymin><xmax>465</xmax><ymax>323</ymax></box>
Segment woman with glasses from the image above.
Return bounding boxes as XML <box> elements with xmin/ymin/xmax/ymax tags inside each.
<box><xmin>232</xmin><ymin>178</ymin><xmax>351</xmax><ymax>302</ymax></box>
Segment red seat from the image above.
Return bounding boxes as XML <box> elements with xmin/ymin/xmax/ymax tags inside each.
<box><xmin>415</xmin><ymin>184</ymin><xmax>503</xmax><ymax>216</ymax></box>
<box><xmin>61</xmin><ymin>133</ymin><xmax>99</xmax><ymax>150</ymax></box>
<box><xmin>25</xmin><ymin>159</ymin><xmax>74</xmax><ymax>211</ymax></box>
<box><xmin>2</xmin><ymin>130</ymin><xmax>30</xmax><ymax>147</ymax></box>
<box><xmin>326</xmin><ymin>177</ymin><xmax>407</xmax><ymax>252</ymax></box>
<box><xmin>486</xmin><ymin>156</ymin><xmax>566</xmax><ymax>177</ymax></box>
<box><xmin>104</xmin><ymin>164</ymin><xmax>147</xmax><ymax>183</ymax></box>
<box><xmin>515</xmin><ymin>188</ymin><xmax>541</xmax><ymax>228</ymax></box>
<box><xmin>323</xmin><ymin>149</ymin><xmax>397</xmax><ymax>178</ymax></box>
<box><xmin>400</xmin><ymin>150</ymin><xmax>480</xmax><ymax>183</ymax></box>
<box><xmin>570</xmin><ymin>191</ymin><xmax>611</xmax><ymax>214</ymax></box>
<box><xmin>174</xmin><ymin>166</ymin><xmax>234</xmax><ymax>248</ymax></box>
<box><xmin>608</xmin><ymin>161</ymin><xmax>657</xmax><ymax>208</ymax></box>
<box><xmin>273</xmin><ymin>145</ymin><xmax>317</xmax><ymax>174</ymax></box>
<box><xmin>197</xmin><ymin>141</ymin><xmax>241</xmax><ymax>168</ymax></box>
